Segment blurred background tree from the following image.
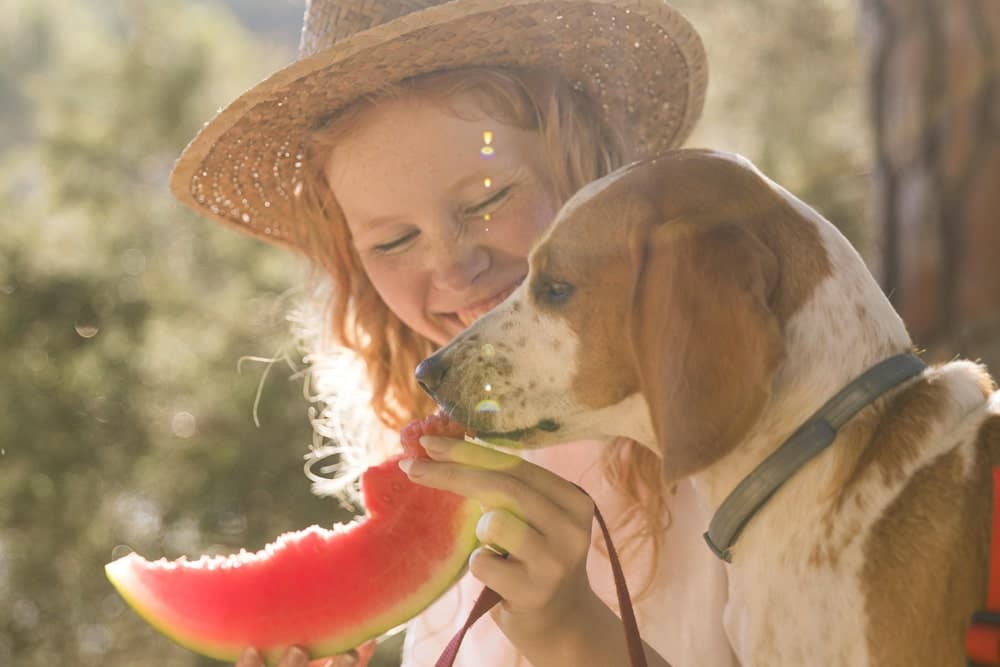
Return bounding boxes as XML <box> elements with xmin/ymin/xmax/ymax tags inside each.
<box><xmin>1</xmin><ymin>0</ymin><xmax>995</xmax><ymax>666</ymax></box>
<box><xmin>862</xmin><ymin>0</ymin><xmax>1000</xmax><ymax>370</ymax></box>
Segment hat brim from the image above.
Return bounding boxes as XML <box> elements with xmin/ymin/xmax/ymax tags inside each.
<box><xmin>170</xmin><ymin>0</ymin><xmax>707</xmax><ymax>252</ymax></box>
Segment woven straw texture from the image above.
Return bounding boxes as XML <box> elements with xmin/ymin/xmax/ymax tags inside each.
<box><xmin>170</xmin><ymin>0</ymin><xmax>707</xmax><ymax>252</ymax></box>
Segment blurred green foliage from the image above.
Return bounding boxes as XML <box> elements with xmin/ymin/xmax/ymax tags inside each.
<box><xmin>0</xmin><ymin>1</ymin><xmax>381</xmax><ymax>665</ymax></box>
<box><xmin>0</xmin><ymin>0</ymin><xmax>868</xmax><ymax>665</ymax></box>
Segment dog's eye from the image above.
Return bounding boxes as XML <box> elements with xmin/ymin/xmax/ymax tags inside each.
<box><xmin>536</xmin><ymin>279</ymin><xmax>575</xmax><ymax>305</ymax></box>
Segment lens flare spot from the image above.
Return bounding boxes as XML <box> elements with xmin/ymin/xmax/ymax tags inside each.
<box><xmin>480</xmin><ymin>146</ymin><xmax>495</xmax><ymax>158</ymax></box>
<box><xmin>483</xmin><ymin>177</ymin><xmax>492</xmax><ymax>188</ymax></box>
<box><xmin>171</xmin><ymin>411</ymin><xmax>197</xmax><ymax>438</ymax></box>
<box><xmin>483</xmin><ymin>213</ymin><xmax>491</xmax><ymax>221</ymax></box>
<box><xmin>482</xmin><ymin>130</ymin><xmax>493</xmax><ymax>145</ymax></box>
<box><xmin>484</xmin><ymin>383</ymin><xmax>492</xmax><ymax>392</ymax></box>
<box><xmin>481</xmin><ymin>343</ymin><xmax>495</xmax><ymax>358</ymax></box>
<box><xmin>475</xmin><ymin>399</ymin><xmax>501</xmax><ymax>415</ymax></box>
<box><xmin>75</xmin><ymin>324</ymin><xmax>99</xmax><ymax>339</ymax></box>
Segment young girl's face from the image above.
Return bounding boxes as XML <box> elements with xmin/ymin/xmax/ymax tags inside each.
<box><xmin>325</xmin><ymin>94</ymin><xmax>559</xmax><ymax>346</ymax></box>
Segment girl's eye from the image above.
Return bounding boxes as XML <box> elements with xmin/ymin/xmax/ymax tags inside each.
<box><xmin>372</xmin><ymin>230</ymin><xmax>418</xmax><ymax>255</ymax></box>
<box><xmin>464</xmin><ymin>186</ymin><xmax>512</xmax><ymax>217</ymax></box>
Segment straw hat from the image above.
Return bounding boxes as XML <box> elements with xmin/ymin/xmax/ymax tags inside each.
<box><xmin>169</xmin><ymin>0</ymin><xmax>708</xmax><ymax>253</ymax></box>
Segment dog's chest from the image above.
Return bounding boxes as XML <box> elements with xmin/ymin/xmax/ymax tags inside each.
<box><xmin>724</xmin><ymin>524</ymin><xmax>869</xmax><ymax>667</ymax></box>
<box><xmin>723</xmin><ymin>537</ymin><xmax>872</xmax><ymax>667</ymax></box>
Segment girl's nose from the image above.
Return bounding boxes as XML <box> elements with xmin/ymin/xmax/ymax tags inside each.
<box><xmin>429</xmin><ymin>238</ymin><xmax>490</xmax><ymax>292</ymax></box>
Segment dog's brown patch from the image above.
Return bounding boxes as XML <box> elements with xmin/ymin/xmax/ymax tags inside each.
<box><xmin>862</xmin><ymin>445</ymin><xmax>990</xmax><ymax>665</ymax></box>
<box><xmin>808</xmin><ymin>368</ymin><xmax>992</xmax><ymax>570</ymax></box>
<box><xmin>832</xmin><ymin>367</ymin><xmax>995</xmax><ymax>503</ymax></box>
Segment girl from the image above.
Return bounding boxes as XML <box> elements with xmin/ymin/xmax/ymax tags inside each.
<box><xmin>169</xmin><ymin>1</ymin><xmax>734</xmax><ymax>665</ymax></box>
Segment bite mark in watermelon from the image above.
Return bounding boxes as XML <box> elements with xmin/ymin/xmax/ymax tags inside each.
<box><xmin>105</xmin><ymin>414</ymin><xmax>478</xmax><ymax>665</ymax></box>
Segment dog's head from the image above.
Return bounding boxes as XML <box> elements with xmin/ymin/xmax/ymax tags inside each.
<box><xmin>417</xmin><ymin>149</ymin><xmax>908</xmax><ymax>480</ymax></box>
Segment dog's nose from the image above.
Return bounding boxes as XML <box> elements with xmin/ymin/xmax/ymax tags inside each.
<box><xmin>415</xmin><ymin>353</ymin><xmax>448</xmax><ymax>396</ymax></box>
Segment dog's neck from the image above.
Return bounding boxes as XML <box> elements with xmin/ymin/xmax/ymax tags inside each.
<box><xmin>704</xmin><ymin>352</ymin><xmax>927</xmax><ymax>560</ymax></box>
<box><xmin>692</xmin><ymin>211</ymin><xmax>913</xmax><ymax>512</ymax></box>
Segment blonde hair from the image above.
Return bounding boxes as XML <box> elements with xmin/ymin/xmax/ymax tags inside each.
<box><xmin>294</xmin><ymin>67</ymin><xmax>671</xmax><ymax>596</ymax></box>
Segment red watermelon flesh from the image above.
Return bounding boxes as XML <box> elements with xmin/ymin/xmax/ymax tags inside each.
<box><xmin>105</xmin><ymin>414</ymin><xmax>479</xmax><ymax>665</ymax></box>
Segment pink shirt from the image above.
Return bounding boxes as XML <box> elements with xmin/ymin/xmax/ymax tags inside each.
<box><xmin>401</xmin><ymin>439</ymin><xmax>738</xmax><ymax>666</ymax></box>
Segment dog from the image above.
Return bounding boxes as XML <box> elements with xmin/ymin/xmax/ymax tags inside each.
<box><xmin>414</xmin><ymin>149</ymin><xmax>1000</xmax><ymax>666</ymax></box>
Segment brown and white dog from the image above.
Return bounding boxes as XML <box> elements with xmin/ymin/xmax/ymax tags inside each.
<box><xmin>415</xmin><ymin>149</ymin><xmax>1000</xmax><ymax>666</ymax></box>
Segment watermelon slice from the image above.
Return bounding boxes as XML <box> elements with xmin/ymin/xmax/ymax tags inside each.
<box><xmin>105</xmin><ymin>414</ymin><xmax>480</xmax><ymax>665</ymax></box>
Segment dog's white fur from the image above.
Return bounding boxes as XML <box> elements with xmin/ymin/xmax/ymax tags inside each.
<box><xmin>420</xmin><ymin>149</ymin><xmax>999</xmax><ymax>665</ymax></box>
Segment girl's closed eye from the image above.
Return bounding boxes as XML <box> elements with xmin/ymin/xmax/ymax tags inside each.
<box><xmin>372</xmin><ymin>229</ymin><xmax>419</xmax><ymax>255</ymax></box>
<box><xmin>463</xmin><ymin>184</ymin><xmax>513</xmax><ymax>219</ymax></box>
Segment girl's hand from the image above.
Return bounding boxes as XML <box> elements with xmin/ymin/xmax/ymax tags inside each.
<box><xmin>402</xmin><ymin>434</ymin><xmax>599</xmax><ymax>643</ymax></box>
<box><xmin>235</xmin><ymin>640</ymin><xmax>375</xmax><ymax>667</ymax></box>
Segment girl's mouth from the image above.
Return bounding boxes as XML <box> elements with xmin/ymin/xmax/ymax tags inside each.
<box><xmin>454</xmin><ymin>283</ymin><xmax>519</xmax><ymax>328</ymax></box>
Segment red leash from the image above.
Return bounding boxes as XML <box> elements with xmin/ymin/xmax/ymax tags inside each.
<box><xmin>435</xmin><ymin>486</ymin><xmax>653</xmax><ymax>667</ymax></box>
<box><xmin>967</xmin><ymin>467</ymin><xmax>1000</xmax><ymax>665</ymax></box>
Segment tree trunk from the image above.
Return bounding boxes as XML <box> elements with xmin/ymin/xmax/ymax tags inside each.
<box><xmin>862</xmin><ymin>0</ymin><xmax>1000</xmax><ymax>370</ymax></box>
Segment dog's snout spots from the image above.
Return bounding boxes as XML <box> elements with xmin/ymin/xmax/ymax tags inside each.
<box><xmin>551</xmin><ymin>338</ymin><xmax>561</xmax><ymax>351</ymax></box>
<box><xmin>517</xmin><ymin>337</ymin><xmax>527</xmax><ymax>348</ymax></box>
<box><xmin>511</xmin><ymin>302</ymin><xmax>521</xmax><ymax>313</ymax></box>
<box><xmin>501</xmin><ymin>320</ymin><xmax>516</xmax><ymax>331</ymax></box>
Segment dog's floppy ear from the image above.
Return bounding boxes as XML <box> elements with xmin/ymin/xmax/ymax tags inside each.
<box><xmin>627</xmin><ymin>219</ymin><xmax>785</xmax><ymax>481</ymax></box>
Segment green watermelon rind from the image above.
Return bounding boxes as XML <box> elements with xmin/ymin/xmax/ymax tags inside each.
<box><xmin>105</xmin><ymin>500</ymin><xmax>482</xmax><ymax>666</ymax></box>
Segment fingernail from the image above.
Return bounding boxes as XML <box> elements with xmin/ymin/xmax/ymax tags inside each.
<box><xmin>237</xmin><ymin>647</ymin><xmax>261</xmax><ymax>666</ymax></box>
<box><xmin>419</xmin><ymin>435</ymin><xmax>449</xmax><ymax>451</ymax></box>
<box><xmin>335</xmin><ymin>652</ymin><xmax>360</xmax><ymax>667</ymax></box>
<box><xmin>284</xmin><ymin>646</ymin><xmax>309</xmax><ymax>666</ymax></box>
<box><xmin>398</xmin><ymin>458</ymin><xmax>417</xmax><ymax>475</ymax></box>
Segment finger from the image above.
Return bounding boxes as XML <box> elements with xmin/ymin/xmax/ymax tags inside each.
<box><xmin>403</xmin><ymin>459</ymin><xmax>578</xmax><ymax>541</ymax></box>
<box><xmin>237</xmin><ymin>647</ymin><xmax>264</xmax><ymax>667</ymax></box>
<box><xmin>308</xmin><ymin>643</ymin><xmax>370</xmax><ymax>667</ymax></box>
<box><xmin>354</xmin><ymin>640</ymin><xmax>377</xmax><ymax>667</ymax></box>
<box><xmin>419</xmin><ymin>435</ymin><xmax>594</xmax><ymax>520</ymax></box>
<box><xmin>307</xmin><ymin>658</ymin><xmax>338</xmax><ymax>667</ymax></box>
<box><xmin>308</xmin><ymin>652</ymin><xmax>356</xmax><ymax>667</ymax></box>
<box><xmin>476</xmin><ymin>508</ymin><xmax>544</xmax><ymax>561</ymax></box>
<box><xmin>467</xmin><ymin>545</ymin><xmax>533</xmax><ymax>604</ymax></box>
<box><xmin>277</xmin><ymin>646</ymin><xmax>310</xmax><ymax>667</ymax></box>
